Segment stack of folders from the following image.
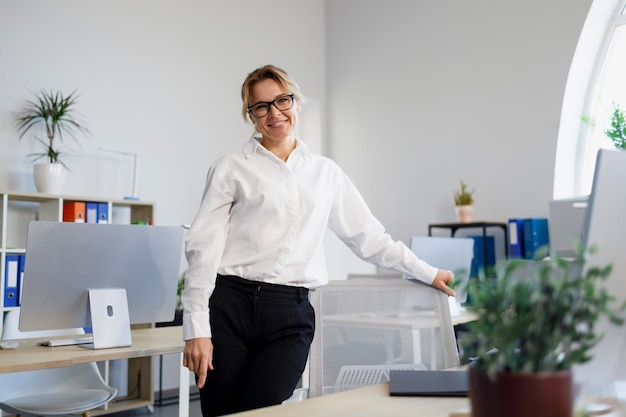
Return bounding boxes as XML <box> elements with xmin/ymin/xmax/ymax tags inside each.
<box><xmin>63</xmin><ymin>201</ymin><xmax>109</xmax><ymax>223</ymax></box>
<box><xmin>4</xmin><ymin>254</ymin><xmax>25</xmax><ymax>307</ymax></box>
<box><xmin>507</xmin><ymin>218</ymin><xmax>549</xmax><ymax>259</ymax></box>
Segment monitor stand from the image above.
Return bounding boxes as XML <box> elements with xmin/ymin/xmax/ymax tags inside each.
<box><xmin>82</xmin><ymin>288</ymin><xmax>132</xmax><ymax>349</ymax></box>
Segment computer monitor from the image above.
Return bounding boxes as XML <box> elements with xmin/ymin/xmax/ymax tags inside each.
<box><xmin>407</xmin><ymin>235</ymin><xmax>474</xmax><ymax>308</ymax></box>
<box><xmin>548</xmin><ymin>196</ymin><xmax>588</xmax><ymax>258</ymax></box>
<box><xmin>19</xmin><ymin>221</ymin><xmax>184</xmax><ymax>347</ymax></box>
<box><xmin>573</xmin><ymin>149</ymin><xmax>626</xmax><ymax>391</ymax></box>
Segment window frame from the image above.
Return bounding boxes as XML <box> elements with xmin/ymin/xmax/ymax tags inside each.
<box><xmin>554</xmin><ymin>0</ymin><xmax>626</xmax><ymax>199</ymax></box>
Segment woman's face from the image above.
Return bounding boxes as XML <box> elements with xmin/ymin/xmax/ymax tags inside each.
<box><xmin>249</xmin><ymin>79</ymin><xmax>299</xmax><ymax>144</ymax></box>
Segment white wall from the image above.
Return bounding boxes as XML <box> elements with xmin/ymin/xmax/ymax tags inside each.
<box><xmin>0</xmin><ymin>0</ymin><xmax>596</xmax><ymax>394</ymax></box>
<box><xmin>0</xmin><ymin>0</ymin><xmax>326</xmax><ymax>231</ymax></box>
<box><xmin>0</xmin><ymin>0</ymin><xmax>595</xmax><ymax>273</ymax></box>
<box><xmin>325</xmin><ymin>0</ymin><xmax>593</xmax><ymax>247</ymax></box>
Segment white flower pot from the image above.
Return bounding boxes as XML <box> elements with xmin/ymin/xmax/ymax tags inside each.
<box><xmin>33</xmin><ymin>163</ymin><xmax>68</xmax><ymax>194</ymax></box>
<box><xmin>455</xmin><ymin>205</ymin><xmax>474</xmax><ymax>223</ymax></box>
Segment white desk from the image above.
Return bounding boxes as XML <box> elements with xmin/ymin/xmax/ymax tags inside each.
<box><xmin>231</xmin><ymin>382</ymin><xmax>469</xmax><ymax>417</ymax></box>
<box><xmin>0</xmin><ymin>326</ymin><xmax>189</xmax><ymax>417</ymax></box>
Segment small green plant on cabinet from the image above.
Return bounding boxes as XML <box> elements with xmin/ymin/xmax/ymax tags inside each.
<box><xmin>453</xmin><ymin>180</ymin><xmax>475</xmax><ymax>206</ymax></box>
<box><xmin>605</xmin><ymin>101</ymin><xmax>626</xmax><ymax>150</ymax></box>
<box><xmin>14</xmin><ymin>89</ymin><xmax>89</xmax><ymax>167</ymax></box>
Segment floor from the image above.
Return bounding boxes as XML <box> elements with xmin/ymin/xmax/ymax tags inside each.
<box><xmin>105</xmin><ymin>394</ymin><xmax>203</xmax><ymax>417</ymax></box>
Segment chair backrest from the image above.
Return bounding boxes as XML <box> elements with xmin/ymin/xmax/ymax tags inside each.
<box><xmin>333</xmin><ymin>363</ymin><xmax>427</xmax><ymax>393</ymax></box>
<box><xmin>308</xmin><ymin>277</ymin><xmax>459</xmax><ymax>397</ymax></box>
<box><xmin>0</xmin><ymin>362</ymin><xmax>113</xmax><ymax>402</ymax></box>
<box><xmin>0</xmin><ymin>309</ymin><xmax>117</xmax><ymax>414</ymax></box>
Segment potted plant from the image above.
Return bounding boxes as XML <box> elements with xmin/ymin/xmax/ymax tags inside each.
<box><xmin>453</xmin><ymin>180</ymin><xmax>475</xmax><ymax>223</ymax></box>
<box><xmin>14</xmin><ymin>89</ymin><xmax>89</xmax><ymax>194</ymax></box>
<box><xmin>461</xmin><ymin>246</ymin><xmax>625</xmax><ymax>417</ymax></box>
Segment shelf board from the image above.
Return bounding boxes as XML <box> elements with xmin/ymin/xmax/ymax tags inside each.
<box><xmin>1</xmin><ymin>190</ymin><xmax>154</xmax><ymax>207</ymax></box>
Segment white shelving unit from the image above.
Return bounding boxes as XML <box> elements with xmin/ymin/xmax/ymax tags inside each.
<box><xmin>0</xmin><ymin>190</ymin><xmax>156</xmax><ymax>415</ymax></box>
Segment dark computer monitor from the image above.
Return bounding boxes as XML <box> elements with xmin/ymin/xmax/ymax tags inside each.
<box><xmin>19</xmin><ymin>221</ymin><xmax>184</xmax><ymax>347</ymax></box>
<box><xmin>574</xmin><ymin>149</ymin><xmax>626</xmax><ymax>391</ymax></box>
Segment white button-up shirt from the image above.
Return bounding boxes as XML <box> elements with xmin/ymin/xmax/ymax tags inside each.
<box><xmin>182</xmin><ymin>138</ymin><xmax>438</xmax><ymax>340</ymax></box>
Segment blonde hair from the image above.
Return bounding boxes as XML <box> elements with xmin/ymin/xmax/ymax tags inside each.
<box><xmin>240</xmin><ymin>65</ymin><xmax>303</xmax><ymax>123</ymax></box>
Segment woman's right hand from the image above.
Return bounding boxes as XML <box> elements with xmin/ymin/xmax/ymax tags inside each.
<box><xmin>432</xmin><ymin>269</ymin><xmax>456</xmax><ymax>297</ymax></box>
<box><xmin>183</xmin><ymin>337</ymin><xmax>214</xmax><ymax>388</ymax></box>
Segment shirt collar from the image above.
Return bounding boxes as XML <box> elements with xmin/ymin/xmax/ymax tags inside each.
<box><xmin>242</xmin><ymin>137</ymin><xmax>312</xmax><ymax>159</ymax></box>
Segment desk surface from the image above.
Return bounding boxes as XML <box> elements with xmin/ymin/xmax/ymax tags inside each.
<box><xmin>232</xmin><ymin>382</ymin><xmax>469</xmax><ymax>417</ymax></box>
<box><xmin>0</xmin><ymin>326</ymin><xmax>184</xmax><ymax>373</ymax></box>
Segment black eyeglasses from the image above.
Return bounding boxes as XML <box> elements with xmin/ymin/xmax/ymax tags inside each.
<box><xmin>247</xmin><ymin>94</ymin><xmax>295</xmax><ymax>118</ymax></box>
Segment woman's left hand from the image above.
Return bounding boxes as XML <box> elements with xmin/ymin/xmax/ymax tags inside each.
<box><xmin>432</xmin><ymin>269</ymin><xmax>456</xmax><ymax>296</ymax></box>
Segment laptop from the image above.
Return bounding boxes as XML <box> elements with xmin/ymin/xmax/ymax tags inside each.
<box><xmin>406</xmin><ymin>236</ymin><xmax>475</xmax><ymax>314</ymax></box>
<box><xmin>389</xmin><ymin>370</ymin><xmax>469</xmax><ymax>397</ymax></box>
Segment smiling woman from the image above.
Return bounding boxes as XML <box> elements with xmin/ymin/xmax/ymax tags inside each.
<box><xmin>181</xmin><ymin>64</ymin><xmax>456</xmax><ymax>417</ymax></box>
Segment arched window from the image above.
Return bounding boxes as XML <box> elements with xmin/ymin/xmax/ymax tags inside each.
<box><xmin>554</xmin><ymin>0</ymin><xmax>626</xmax><ymax>199</ymax></box>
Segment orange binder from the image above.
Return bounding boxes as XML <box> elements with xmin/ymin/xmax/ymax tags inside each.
<box><xmin>63</xmin><ymin>201</ymin><xmax>86</xmax><ymax>223</ymax></box>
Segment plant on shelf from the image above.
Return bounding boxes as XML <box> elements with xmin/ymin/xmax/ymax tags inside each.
<box><xmin>15</xmin><ymin>88</ymin><xmax>89</xmax><ymax>166</ymax></box>
<box><xmin>453</xmin><ymin>180</ymin><xmax>474</xmax><ymax>223</ymax></box>
<box><xmin>453</xmin><ymin>180</ymin><xmax>474</xmax><ymax>206</ymax></box>
<box><xmin>14</xmin><ymin>89</ymin><xmax>89</xmax><ymax>194</ymax></box>
<box><xmin>604</xmin><ymin>101</ymin><xmax>626</xmax><ymax>150</ymax></box>
<box><xmin>460</xmin><ymin>245</ymin><xmax>625</xmax><ymax>417</ymax></box>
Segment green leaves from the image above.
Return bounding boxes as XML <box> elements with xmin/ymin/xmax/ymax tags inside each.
<box><xmin>461</xmin><ymin>245</ymin><xmax>625</xmax><ymax>380</ymax></box>
<box><xmin>453</xmin><ymin>180</ymin><xmax>475</xmax><ymax>206</ymax></box>
<box><xmin>15</xmin><ymin>89</ymin><xmax>89</xmax><ymax>164</ymax></box>
<box><xmin>605</xmin><ymin>101</ymin><xmax>626</xmax><ymax>150</ymax></box>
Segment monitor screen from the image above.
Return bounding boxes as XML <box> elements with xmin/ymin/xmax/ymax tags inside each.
<box><xmin>19</xmin><ymin>221</ymin><xmax>185</xmax><ymax>333</ymax></box>
<box><xmin>407</xmin><ymin>235</ymin><xmax>474</xmax><ymax>305</ymax></box>
<box><xmin>574</xmin><ymin>149</ymin><xmax>626</xmax><ymax>391</ymax></box>
<box><xmin>548</xmin><ymin>196</ymin><xmax>588</xmax><ymax>258</ymax></box>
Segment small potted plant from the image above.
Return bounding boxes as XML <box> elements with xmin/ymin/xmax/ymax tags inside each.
<box><xmin>453</xmin><ymin>180</ymin><xmax>475</xmax><ymax>223</ymax></box>
<box><xmin>461</xmin><ymin>245</ymin><xmax>625</xmax><ymax>417</ymax></box>
<box><xmin>14</xmin><ymin>89</ymin><xmax>89</xmax><ymax>194</ymax></box>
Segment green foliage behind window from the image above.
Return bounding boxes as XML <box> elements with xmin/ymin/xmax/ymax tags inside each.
<box><xmin>605</xmin><ymin>101</ymin><xmax>626</xmax><ymax>150</ymax></box>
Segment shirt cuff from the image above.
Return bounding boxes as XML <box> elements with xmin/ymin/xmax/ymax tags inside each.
<box><xmin>182</xmin><ymin>310</ymin><xmax>212</xmax><ymax>340</ymax></box>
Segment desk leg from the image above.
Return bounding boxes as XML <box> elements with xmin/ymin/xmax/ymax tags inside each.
<box><xmin>410</xmin><ymin>330</ymin><xmax>422</xmax><ymax>366</ymax></box>
<box><xmin>179</xmin><ymin>353</ymin><xmax>190</xmax><ymax>417</ymax></box>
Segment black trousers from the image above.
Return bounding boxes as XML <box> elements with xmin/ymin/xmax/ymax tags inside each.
<box><xmin>198</xmin><ymin>274</ymin><xmax>315</xmax><ymax>417</ymax></box>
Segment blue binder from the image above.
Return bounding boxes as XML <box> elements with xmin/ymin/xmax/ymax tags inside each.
<box><xmin>97</xmin><ymin>202</ymin><xmax>109</xmax><ymax>224</ymax></box>
<box><xmin>4</xmin><ymin>254</ymin><xmax>20</xmax><ymax>307</ymax></box>
<box><xmin>86</xmin><ymin>202</ymin><xmax>98</xmax><ymax>223</ymax></box>
<box><xmin>469</xmin><ymin>235</ymin><xmax>496</xmax><ymax>276</ymax></box>
<box><xmin>18</xmin><ymin>254</ymin><xmax>25</xmax><ymax>306</ymax></box>
<box><xmin>508</xmin><ymin>218</ymin><xmax>525</xmax><ymax>259</ymax></box>
<box><xmin>523</xmin><ymin>218</ymin><xmax>550</xmax><ymax>259</ymax></box>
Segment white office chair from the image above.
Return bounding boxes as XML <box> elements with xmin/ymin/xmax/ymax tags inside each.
<box><xmin>332</xmin><ymin>363</ymin><xmax>427</xmax><ymax>393</ymax></box>
<box><xmin>309</xmin><ymin>277</ymin><xmax>459</xmax><ymax>396</ymax></box>
<box><xmin>0</xmin><ymin>309</ymin><xmax>117</xmax><ymax>417</ymax></box>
